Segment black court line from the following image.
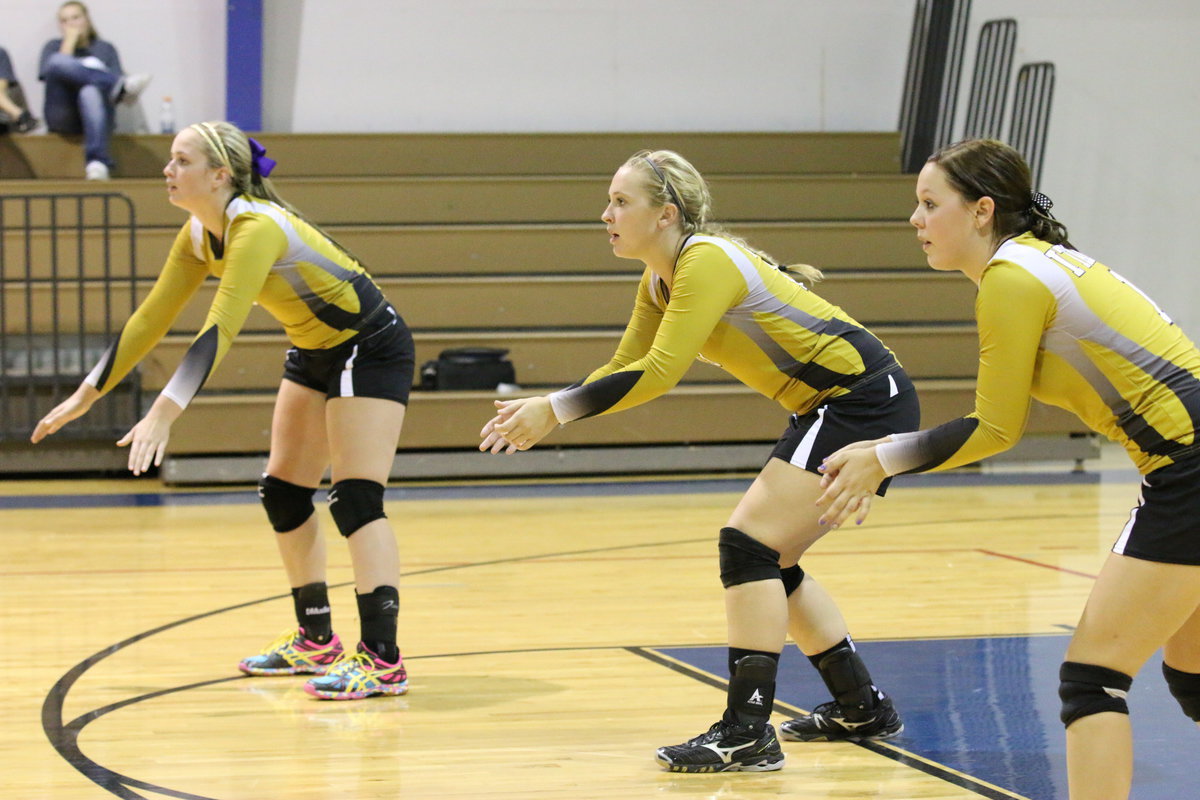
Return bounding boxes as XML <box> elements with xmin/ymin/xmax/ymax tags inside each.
<box><xmin>628</xmin><ymin>646</ymin><xmax>1029</xmax><ymax>800</ymax></box>
<box><xmin>40</xmin><ymin>506</ymin><xmax>1101</xmax><ymax>798</ymax></box>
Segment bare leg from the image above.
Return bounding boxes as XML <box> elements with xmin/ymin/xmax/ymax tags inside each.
<box><xmin>1164</xmin><ymin>602</ymin><xmax>1200</xmax><ymax>673</ymax></box>
<box><xmin>325</xmin><ymin>396</ymin><xmax>406</xmax><ymax>594</ymax></box>
<box><xmin>787</xmin><ymin>574</ymin><xmax>852</xmax><ymax>655</ymax></box>
<box><xmin>264</xmin><ymin>380</ymin><xmax>330</xmax><ymax>586</ymax></box>
<box><xmin>726</xmin><ymin>458</ymin><xmax>840</xmax><ymax>654</ymax></box>
<box><xmin>1063</xmin><ymin>554</ymin><xmax>1200</xmax><ymax>800</ymax></box>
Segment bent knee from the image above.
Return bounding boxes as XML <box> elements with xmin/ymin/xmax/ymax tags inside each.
<box><xmin>1059</xmin><ymin>661</ymin><xmax>1133</xmax><ymax>728</ymax></box>
<box><xmin>1163</xmin><ymin>663</ymin><xmax>1200</xmax><ymax>721</ymax></box>
<box><xmin>718</xmin><ymin>527</ymin><xmax>782</xmax><ymax>588</ymax></box>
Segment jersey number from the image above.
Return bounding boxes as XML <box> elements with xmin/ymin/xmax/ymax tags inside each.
<box><xmin>1047</xmin><ymin>245</ymin><xmax>1173</xmax><ymax>325</ymax></box>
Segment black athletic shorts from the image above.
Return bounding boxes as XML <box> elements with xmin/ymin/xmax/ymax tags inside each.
<box><xmin>282</xmin><ymin>304</ymin><xmax>415</xmax><ymax>404</ymax></box>
<box><xmin>1113</xmin><ymin>453</ymin><xmax>1200</xmax><ymax>565</ymax></box>
<box><xmin>769</xmin><ymin>367</ymin><xmax>921</xmax><ymax>496</ymax></box>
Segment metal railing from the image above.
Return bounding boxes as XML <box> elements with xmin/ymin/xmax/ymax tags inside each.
<box><xmin>900</xmin><ymin>6</ymin><xmax>1056</xmax><ymax>190</ymax></box>
<box><xmin>1010</xmin><ymin>62</ymin><xmax>1056</xmax><ymax>188</ymax></box>
<box><xmin>0</xmin><ymin>193</ymin><xmax>142</xmax><ymax>442</ymax></box>
<box><xmin>962</xmin><ymin>18</ymin><xmax>1017</xmax><ymax>140</ymax></box>
<box><xmin>899</xmin><ymin>0</ymin><xmax>973</xmax><ymax>172</ymax></box>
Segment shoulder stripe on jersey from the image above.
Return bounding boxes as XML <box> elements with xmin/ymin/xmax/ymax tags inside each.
<box><xmin>188</xmin><ymin>217</ymin><xmax>206</xmax><ymax>262</ymax></box>
<box><xmin>682</xmin><ymin>235</ymin><xmax>892</xmax><ymax>389</ymax></box>
<box><xmin>224</xmin><ymin>196</ymin><xmax>384</xmax><ymax>331</ymax></box>
<box><xmin>996</xmin><ymin>241</ymin><xmax>1200</xmax><ymax>454</ymax></box>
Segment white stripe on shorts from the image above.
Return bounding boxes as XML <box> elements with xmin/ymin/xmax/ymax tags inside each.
<box><xmin>790</xmin><ymin>406</ymin><xmax>827</xmax><ymax>469</ymax></box>
<box><xmin>339</xmin><ymin>344</ymin><xmax>360</xmax><ymax>397</ymax></box>
<box><xmin>1112</xmin><ymin>477</ymin><xmax>1149</xmax><ymax>555</ymax></box>
<box><xmin>888</xmin><ymin>373</ymin><xmax>898</xmax><ymax>397</ymax></box>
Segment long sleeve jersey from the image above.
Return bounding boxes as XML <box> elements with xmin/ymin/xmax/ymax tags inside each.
<box><xmin>549</xmin><ymin>235</ymin><xmax>901</xmax><ymax>423</ymax></box>
<box><xmin>85</xmin><ymin>194</ymin><xmax>388</xmax><ymax>409</ymax></box>
<box><xmin>876</xmin><ymin>232</ymin><xmax>1200</xmax><ymax>476</ymax></box>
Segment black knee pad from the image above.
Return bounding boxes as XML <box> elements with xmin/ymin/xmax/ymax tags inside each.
<box><xmin>1059</xmin><ymin>661</ymin><xmax>1133</xmax><ymax>728</ymax></box>
<box><xmin>1163</xmin><ymin>663</ymin><xmax>1200</xmax><ymax>721</ymax></box>
<box><xmin>258</xmin><ymin>474</ymin><xmax>317</xmax><ymax>533</ymax></box>
<box><xmin>328</xmin><ymin>479</ymin><xmax>386</xmax><ymax>538</ymax></box>
<box><xmin>781</xmin><ymin>564</ymin><xmax>805</xmax><ymax>596</ymax></box>
<box><xmin>718</xmin><ymin>527</ymin><xmax>781</xmax><ymax>588</ymax></box>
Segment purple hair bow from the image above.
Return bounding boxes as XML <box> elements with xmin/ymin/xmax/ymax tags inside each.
<box><xmin>248</xmin><ymin>137</ymin><xmax>277</xmax><ymax>178</ymax></box>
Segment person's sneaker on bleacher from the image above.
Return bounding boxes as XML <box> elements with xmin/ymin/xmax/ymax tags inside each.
<box><xmin>84</xmin><ymin>160</ymin><xmax>109</xmax><ymax>181</ymax></box>
<box><xmin>238</xmin><ymin>628</ymin><xmax>344</xmax><ymax>676</ymax></box>
<box><xmin>779</xmin><ymin>692</ymin><xmax>903</xmax><ymax>742</ymax></box>
<box><xmin>303</xmin><ymin>642</ymin><xmax>408</xmax><ymax>700</ymax></box>
<box><xmin>655</xmin><ymin>717</ymin><xmax>784</xmax><ymax>773</ymax></box>
<box><xmin>113</xmin><ymin>72</ymin><xmax>152</xmax><ymax>105</ymax></box>
<box><xmin>14</xmin><ymin>110</ymin><xmax>38</xmax><ymax>133</ymax></box>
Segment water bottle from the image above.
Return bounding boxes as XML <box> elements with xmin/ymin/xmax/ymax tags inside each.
<box><xmin>159</xmin><ymin>96</ymin><xmax>175</xmax><ymax>135</ymax></box>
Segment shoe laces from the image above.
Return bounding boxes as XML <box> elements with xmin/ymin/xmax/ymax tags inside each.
<box><xmin>809</xmin><ymin>700</ymin><xmax>840</xmax><ymax>718</ymax></box>
<box><xmin>693</xmin><ymin>718</ymin><xmax>759</xmax><ymax>745</ymax></box>
<box><xmin>258</xmin><ymin>628</ymin><xmax>303</xmax><ymax>654</ymax></box>
<box><xmin>324</xmin><ymin>650</ymin><xmax>375</xmax><ymax>677</ymax></box>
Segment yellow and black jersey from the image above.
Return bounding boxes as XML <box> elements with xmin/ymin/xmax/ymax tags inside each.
<box><xmin>84</xmin><ymin>194</ymin><xmax>388</xmax><ymax>408</ymax></box>
<box><xmin>548</xmin><ymin>234</ymin><xmax>901</xmax><ymax>422</ymax></box>
<box><xmin>877</xmin><ymin>232</ymin><xmax>1200</xmax><ymax>476</ymax></box>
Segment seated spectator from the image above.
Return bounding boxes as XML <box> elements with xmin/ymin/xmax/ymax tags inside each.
<box><xmin>38</xmin><ymin>1</ymin><xmax>150</xmax><ymax>179</ymax></box>
<box><xmin>0</xmin><ymin>45</ymin><xmax>38</xmax><ymax>133</ymax></box>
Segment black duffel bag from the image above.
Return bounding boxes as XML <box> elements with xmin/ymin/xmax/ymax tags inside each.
<box><xmin>420</xmin><ymin>347</ymin><xmax>516</xmax><ymax>390</ymax></box>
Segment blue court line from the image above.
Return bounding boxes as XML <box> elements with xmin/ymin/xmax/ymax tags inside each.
<box><xmin>655</xmin><ymin>636</ymin><xmax>1196</xmax><ymax>800</ymax></box>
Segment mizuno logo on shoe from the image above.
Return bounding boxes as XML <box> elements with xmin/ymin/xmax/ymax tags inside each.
<box><xmin>703</xmin><ymin>738</ymin><xmax>763</xmax><ymax>763</ymax></box>
<box><xmin>748</xmin><ymin>689</ymin><xmax>764</xmax><ymax>706</ymax></box>
<box><xmin>831</xmin><ymin>717</ymin><xmax>874</xmax><ymax>730</ymax></box>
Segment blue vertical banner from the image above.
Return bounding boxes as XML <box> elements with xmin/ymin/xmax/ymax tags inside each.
<box><xmin>226</xmin><ymin>0</ymin><xmax>264</xmax><ymax>131</ymax></box>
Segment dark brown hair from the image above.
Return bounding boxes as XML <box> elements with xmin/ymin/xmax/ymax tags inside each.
<box><xmin>929</xmin><ymin>139</ymin><xmax>1071</xmax><ymax>247</ymax></box>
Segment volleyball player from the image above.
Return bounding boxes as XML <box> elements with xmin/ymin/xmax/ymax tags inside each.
<box><xmin>480</xmin><ymin>149</ymin><xmax>919</xmax><ymax>772</ymax></box>
<box><xmin>817</xmin><ymin>138</ymin><xmax>1200</xmax><ymax>800</ymax></box>
<box><xmin>32</xmin><ymin>121</ymin><xmax>413</xmax><ymax>701</ymax></box>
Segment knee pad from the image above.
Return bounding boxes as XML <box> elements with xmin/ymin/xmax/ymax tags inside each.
<box><xmin>328</xmin><ymin>479</ymin><xmax>387</xmax><ymax>537</ymax></box>
<box><xmin>718</xmin><ymin>527</ymin><xmax>781</xmax><ymax>588</ymax></box>
<box><xmin>1059</xmin><ymin>661</ymin><xmax>1133</xmax><ymax>728</ymax></box>
<box><xmin>1163</xmin><ymin>663</ymin><xmax>1200</xmax><ymax>721</ymax></box>
<box><xmin>781</xmin><ymin>564</ymin><xmax>805</xmax><ymax>596</ymax></box>
<box><xmin>257</xmin><ymin>474</ymin><xmax>317</xmax><ymax>533</ymax></box>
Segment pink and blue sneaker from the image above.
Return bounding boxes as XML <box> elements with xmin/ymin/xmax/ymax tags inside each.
<box><xmin>238</xmin><ymin>628</ymin><xmax>344</xmax><ymax>676</ymax></box>
<box><xmin>303</xmin><ymin>642</ymin><xmax>409</xmax><ymax>700</ymax></box>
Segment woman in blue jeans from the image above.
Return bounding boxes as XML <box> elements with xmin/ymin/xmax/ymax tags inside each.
<box><xmin>38</xmin><ymin>1</ymin><xmax>149</xmax><ymax>180</ymax></box>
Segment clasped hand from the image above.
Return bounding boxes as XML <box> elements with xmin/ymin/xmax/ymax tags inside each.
<box><xmin>814</xmin><ymin>439</ymin><xmax>890</xmax><ymax>528</ymax></box>
<box><xmin>479</xmin><ymin>396</ymin><xmax>558</xmax><ymax>454</ymax></box>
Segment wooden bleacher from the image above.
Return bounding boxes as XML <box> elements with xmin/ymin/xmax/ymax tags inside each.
<box><xmin>0</xmin><ymin>131</ymin><xmax>1093</xmax><ymax>481</ymax></box>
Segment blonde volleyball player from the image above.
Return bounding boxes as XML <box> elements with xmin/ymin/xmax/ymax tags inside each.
<box><xmin>32</xmin><ymin>121</ymin><xmax>413</xmax><ymax>701</ymax></box>
<box><xmin>817</xmin><ymin>138</ymin><xmax>1200</xmax><ymax>800</ymax></box>
<box><xmin>480</xmin><ymin>150</ymin><xmax>920</xmax><ymax>772</ymax></box>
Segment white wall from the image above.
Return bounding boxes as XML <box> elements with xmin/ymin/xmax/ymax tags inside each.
<box><xmin>5</xmin><ymin>0</ymin><xmax>1200</xmax><ymax>334</ymax></box>
<box><xmin>960</xmin><ymin>0</ymin><xmax>1200</xmax><ymax>340</ymax></box>
<box><xmin>261</xmin><ymin>0</ymin><xmax>913</xmax><ymax>132</ymax></box>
